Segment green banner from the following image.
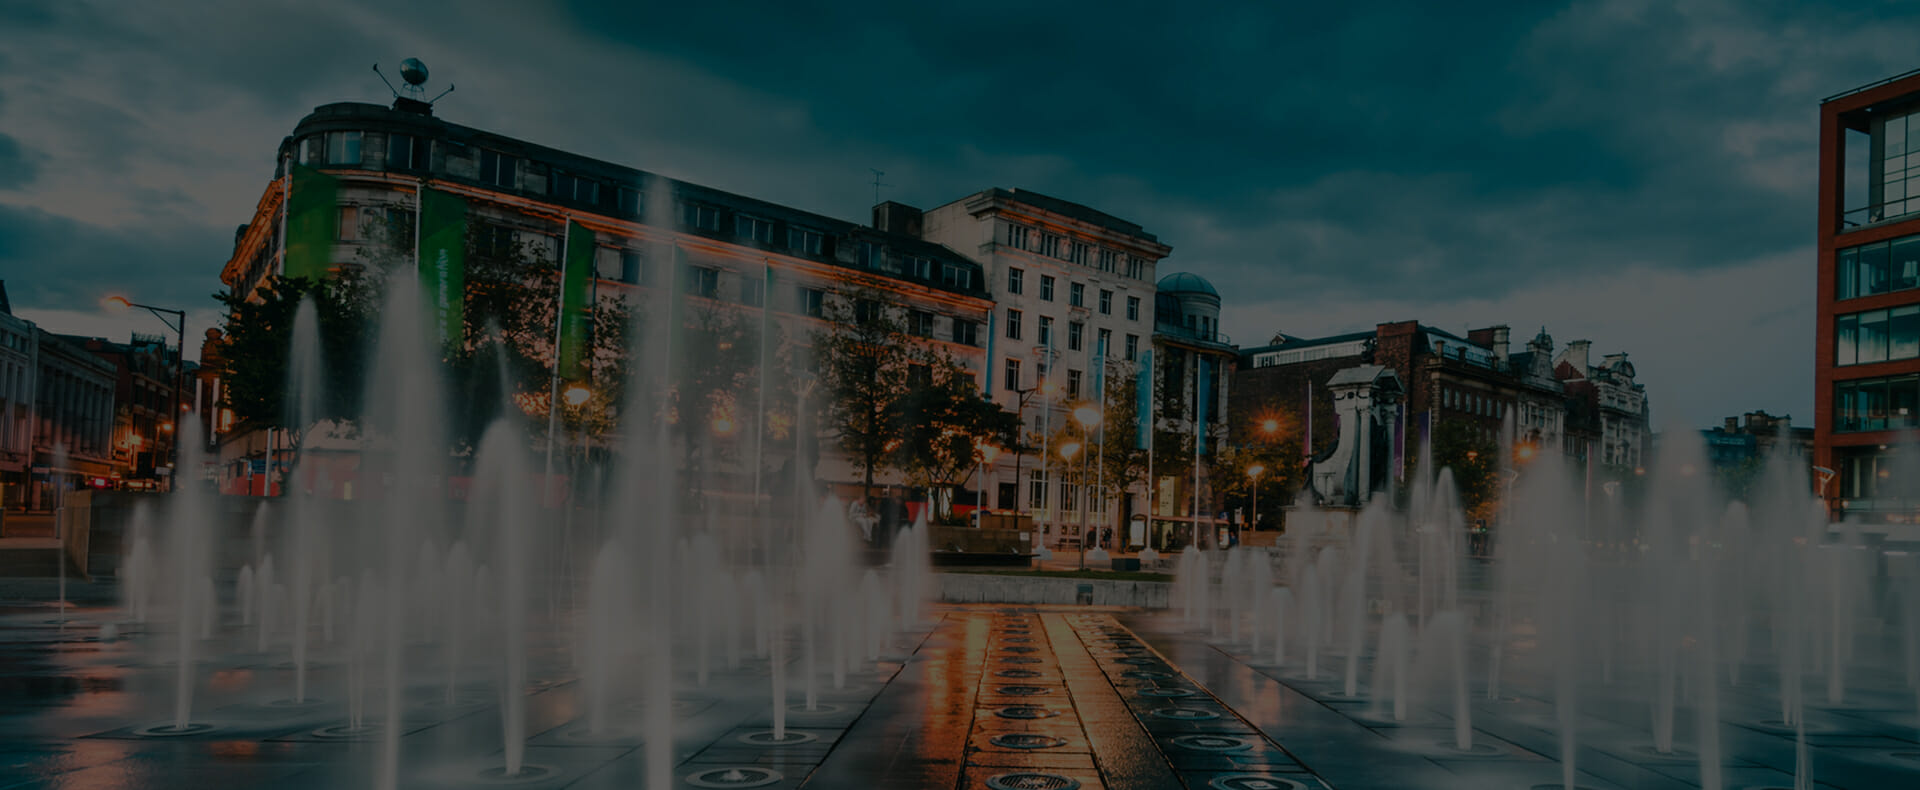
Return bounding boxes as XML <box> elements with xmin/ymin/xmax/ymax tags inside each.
<box><xmin>284</xmin><ymin>164</ymin><xmax>337</xmax><ymax>281</ymax></box>
<box><xmin>418</xmin><ymin>187</ymin><xmax>467</xmax><ymax>346</ymax></box>
<box><xmin>558</xmin><ymin>220</ymin><xmax>595</xmax><ymax>379</ymax></box>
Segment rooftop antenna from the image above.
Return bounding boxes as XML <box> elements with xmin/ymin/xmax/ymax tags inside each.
<box><xmin>373</xmin><ymin>58</ymin><xmax>455</xmax><ymax>110</ymax></box>
<box><xmin>869</xmin><ymin>168</ymin><xmax>891</xmax><ymax>205</ymax></box>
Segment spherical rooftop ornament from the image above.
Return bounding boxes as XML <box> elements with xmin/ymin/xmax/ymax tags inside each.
<box><xmin>1156</xmin><ymin>272</ymin><xmax>1219</xmax><ymax>298</ymax></box>
<box><xmin>399</xmin><ymin>58</ymin><xmax>429</xmax><ymax>86</ymax></box>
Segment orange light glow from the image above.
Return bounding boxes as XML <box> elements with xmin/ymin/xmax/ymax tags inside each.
<box><xmin>1260</xmin><ymin>418</ymin><xmax>1279</xmax><ymax>434</ymax></box>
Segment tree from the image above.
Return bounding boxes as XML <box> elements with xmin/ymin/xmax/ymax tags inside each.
<box><xmin>815</xmin><ymin>289</ymin><xmax>922</xmax><ymax>504</ymax></box>
<box><xmin>886</xmin><ymin>351</ymin><xmax>1020</xmax><ymax>512</ymax></box>
<box><xmin>213</xmin><ymin>271</ymin><xmax>377</xmax><ymax>442</ymax></box>
<box><xmin>1430</xmin><ymin>420</ymin><xmax>1499</xmax><ymax>522</ymax></box>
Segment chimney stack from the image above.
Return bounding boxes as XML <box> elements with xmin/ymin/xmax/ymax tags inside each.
<box><xmin>871</xmin><ymin>201</ymin><xmax>923</xmax><ymax>238</ymax></box>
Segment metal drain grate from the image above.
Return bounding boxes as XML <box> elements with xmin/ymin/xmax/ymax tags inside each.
<box><xmin>995</xmin><ymin>705</ymin><xmax>1061</xmax><ymax>719</ymax></box>
<box><xmin>996</xmin><ymin>669</ymin><xmax>1043</xmax><ymax>678</ymax></box>
<box><xmin>1208</xmin><ymin>775</ymin><xmax>1308</xmax><ymax>790</ymax></box>
<box><xmin>686</xmin><ymin>767</ymin><xmax>783</xmax><ymax>788</ymax></box>
<box><xmin>1117</xmin><ymin>657</ymin><xmax>1159</xmax><ymax>665</ymax></box>
<box><xmin>1002</xmin><ymin>637</ymin><xmax>1033</xmax><ymax>643</ymax></box>
<box><xmin>1150</xmin><ymin>708</ymin><xmax>1220</xmax><ymax>721</ymax></box>
<box><xmin>1172</xmin><ymin>734</ymin><xmax>1254</xmax><ymax>752</ymax></box>
<box><xmin>1140</xmin><ymin>687</ymin><xmax>1195</xmax><ymax>697</ymax></box>
<box><xmin>1001</xmin><ymin>656</ymin><xmax>1043</xmax><ymax>664</ymax></box>
<box><xmin>990</xmin><ymin>733</ymin><xmax>1069</xmax><ymax>749</ymax></box>
<box><xmin>1001</xmin><ymin>646</ymin><xmax>1039</xmax><ymax>653</ymax></box>
<box><xmin>996</xmin><ymin>685</ymin><xmax>1052</xmax><ymax>696</ymax></box>
<box><xmin>1122</xmin><ymin>670</ymin><xmax>1172</xmax><ymax>680</ymax></box>
<box><xmin>986</xmin><ymin>772</ymin><xmax>1082</xmax><ymax>790</ymax></box>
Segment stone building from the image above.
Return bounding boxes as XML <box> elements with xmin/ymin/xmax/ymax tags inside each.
<box><xmin>0</xmin><ymin>283</ymin><xmax>35</xmax><ymax>509</ymax></box>
<box><xmin>1233</xmin><ymin>320</ymin><xmax>1649</xmax><ymax>500</ymax></box>
<box><xmin>29</xmin><ymin>329</ymin><xmax>117</xmax><ymax>507</ymax></box>
<box><xmin>906</xmin><ymin>189</ymin><xmax>1172</xmax><ymax>543</ymax></box>
<box><xmin>59</xmin><ymin>333</ymin><xmax>183</xmax><ymax>490</ymax></box>
<box><xmin>1145</xmin><ymin>273</ymin><xmax>1238</xmax><ymax>548</ymax></box>
<box><xmin>215</xmin><ymin>96</ymin><xmax>993</xmax><ymax>500</ymax></box>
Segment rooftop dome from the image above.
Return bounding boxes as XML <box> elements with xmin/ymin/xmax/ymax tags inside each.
<box><xmin>1156</xmin><ymin>272</ymin><xmax>1218</xmax><ymax>298</ymax></box>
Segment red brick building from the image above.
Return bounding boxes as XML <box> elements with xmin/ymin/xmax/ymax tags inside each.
<box><xmin>1815</xmin><ymin>70</ymin><xmax>1920</xmax><ymax>518</ymax></box>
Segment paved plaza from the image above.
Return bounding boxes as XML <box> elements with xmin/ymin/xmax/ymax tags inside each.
<box><xmin>0</xmin><ymin>591</ymin><xmax>1916</xmax><ymax>789</ymax></box>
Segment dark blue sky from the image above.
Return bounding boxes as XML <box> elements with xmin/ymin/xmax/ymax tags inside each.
<box><xmin>3</xmin><ymin>0</ymin><xmax>1914</xmax><ymax>428</ymax></box>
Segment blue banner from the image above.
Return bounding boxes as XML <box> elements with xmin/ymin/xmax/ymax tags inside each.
<box><xmin>1196</xmin><ymin>356</ymin><xmax>1211</xmax><ymax>455</ymax></box>
<box><xmin>1135</xmin><ymin>349</ymin><xmax>1153</xmax><ymax>450</ymax></box>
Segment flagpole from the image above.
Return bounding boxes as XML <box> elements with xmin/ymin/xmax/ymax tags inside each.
<box><xmin>1144</xmin><ymin>350</ymin><xmax>1155</xmax><ymax>551</ymax></box>
<box><xmin>754</xmin><ymin>261</ymin><xmax>772</xmax><ymax>558</ymax></box>
<box><xmin>1095</xmin><ymin>337</ymin><xmax>1106</xmax><ymax>554</ymax></box>
<box><xmin>1192</xmin><ymin>356</ymin><xmax>1202</xmax><ymax>549</ymax></box>
<box><xmin>543</xmin><ymin>215</ymin><xmax>572</xmax><ymax>508</ymax></box>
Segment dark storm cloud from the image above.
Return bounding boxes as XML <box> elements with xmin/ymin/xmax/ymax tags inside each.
<box><xmin>0</xmin><ymin>133</ymin><xmax>34</xmax><ymax>189</ymax></box>
<box><xmin>560</xmin><ymin>0</ymin><xmax>1916</xmax><ymax>304</ymax></box>
<box><xmin>0</xmin><ymin>203</ymin><xmax>232</xmax><ymax>310</ymax></box>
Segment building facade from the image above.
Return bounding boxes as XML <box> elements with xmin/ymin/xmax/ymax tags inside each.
<box><xmin>216</xmin><ymin>98</ymin><xmax>993</xmax><ymax>499</ymax></box>
<box><xmin>1233</xmin><ymin>321</ymin><xmax>1648</xmax><ymax>502</ymax></box>
<box><xmin>1815</xmin><ymin>70</ymin><xmax>1920</xmax><ymax>519</ymax></box>
<box><xmin>61</xmin><ymin>333</ymin><xmax>183</xmax><ymax>491</ymax></box>
<box><xmin>30</xmin><ymin>329</ymin><xmax>117</xmax><ymax>507</ymax></box>
<box><xmin>908</xmin><ymin>189</ymin><xmax>1171</xmax><ymax>546</ymax></box>
<box><xmin>1147</xmin><ymin>273</ymin><xmax>1238</xmax><ymax>548</ymax></box>
<box><xmin>0</xmin><ymin>283</ymin><xmax>35</xmax><ymax>509</ymax></box>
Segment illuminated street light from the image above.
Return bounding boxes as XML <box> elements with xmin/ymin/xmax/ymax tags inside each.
<box><xmin>1073</xmin><ymin>405</ymin><xmax>1101</xmax><ymax>428</ymax></box>
<box><xmin>563</xmin><ymin>384</ymin><xmax>592</xmax><ymax>406</ymax></box>
<box><xmin>712</xmin><ymin>415</ymin><xmax>737</xmax><ymax>436</ymax></box>
<box><xmin>1059</xmin><ymin>441</ymin><xmax>1081</xmax><ymax>461</ymax></box>
<box><xmin>978</xmin><ymin>443</ymin><xmax>1002</xmax><ymax>464</ymax></box>
<box><xmin>1260</xmin><ymin>418</ymin><xmax>1279</xmax><ymax>435</ymax></box>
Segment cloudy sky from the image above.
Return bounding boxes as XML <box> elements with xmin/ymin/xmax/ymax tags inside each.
<box><xmin>2</xmin><ymin>0</ymin><xmax>1914</xmax><ymax>430</ymax></box>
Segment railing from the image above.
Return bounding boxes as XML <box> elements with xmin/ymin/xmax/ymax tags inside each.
<box><xmin>1823</xmin><ymin>67</ymin><xmax>1920</xmax><ymax>104</ymax></box>
<box><xmin>1840</xmin><ymin>202</ymin><xmax>1920</xmax><ymax>230</ymax></box>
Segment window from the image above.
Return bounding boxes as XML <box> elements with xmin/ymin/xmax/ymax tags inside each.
<box><xmin>1126</xmin><ymin>296</ymin><xmax>1140</xmax><ymax>321</ymax></box>
<box><xmin>1006</xmin><ymin>309</ymin><xmax>1023</xmax><ymax>340</ymax></box>
<box><xmin>1098</xmin><ymin>328</ymin><xmax>1112</xmax><ymax>356</ymax></box>
<box><xmin>1038</xmin><ymin>316</ymin><xmax>1054</xmax><ymax>348</ymax></box>
<box><xmin>909</xmin><ymin>256</ymin><xmax>935</xmax><ymax>279</ymax></box>
<box><xmin>619</xmin><ymin>250</ymin><xmax>644</xmax><ymax>285</ymax></box>
<box><xmin>553</xmin><ymin>171</ymin><xmax>600</xmax><ymax>205</ymax></box>
<box><xmin>681</xmin><ymin>202</ymin><xmax>721</xmax><ymax>231</ymax></box>
<box><xmin>907</xmin><ymin>363</ymin><xmax>932</xmax><ymax>388</ymax></box>
<box><xmin>734</xmin><ymin>214</ymin><xmax>774</xmax><ymax>244</ymax></box>
<box><xmin>941</xmin><ymin>264</ymin><xmax>973</xmax><ymax>290</ymax></box>
<box><xmin>477</xmin><ymin>149</ymin><xmax>515</xmax><ymax>188</ymax></box>
<box><xmin>1098</xmin><ymin>289</ymin><xmax>1113</xmax><ymax>315</ymax></box>
<box><xmin>1007</xmin><ymin>267</ymin><xmax>1024</xmax><ymax>295</ymax></box>
<box><xmin>683</xmin><ymin>265</ymin><xmax>720</xmax><ymax>298</ymax></box>
<box><xmin>952</xmin><ymin>319</ymin><xmax>979</xmax><ymax>346</ymax></box>
<box><xmin>382</xmin><ymin>206</ymin><xmax>414</xmax><ymax>243</ymax></box>
<box><xmin>741</xmin><ymin>276</ymin><xmax>765</xmax><ymax>307</ymax></box>
<box><xmin>1069</xmin><ymin>282</ymin><xmax>1085</xmax><ymax>307</ymax></box>
<box><xmin>1068</xmin><ymin>369</ymin><xmax>1082</xmax><ymax>397</ymax></box>
<box><xmin>1126</xmin><ymin>256</ymin><xmax>1146</xmax><ymax>280</ymax></box>
<box><xmin>1006</xmin><ymin>223</ymin><xmax>1030</xmax><ymax>250</ymax></box>
<box><xmin>1837</xmin><ymin>306</ymin><xmax>1920</xmax><ymax>365</ymax></box>
<box><xmin>1070</xmin><ymin>242</ymin><xmax>1091</xmax><ymax>265</ymax></box>
<box><xmin>1068</xmin><ymin>321</ymin><xmax>1084</xmax><ymax>351</ymax></box>
<box><xmin>326</xmin><ymin>131</ymin><xmax>363</xmax><ymax>165</ymax></box>
<box><xmin>1125</xmin><ymin>334</ymin><xmax>1139</xmax><ymax>361</ymax></box>
<box><xmin>798</xmin><ymin>287</ymin><xmax>825</xmax><ymax>318</ymax></box>
<box><xmin>1039</xmin><ymin>234</ymin><xmax>1063</xmax><ymax>258</ymax></box>
<box><xmin>475</xmin><ymin>223</ymin><xmax>515</xmax><ymax>259</ymax></box>
<box><xmin>855</xmin><ymin>299</ymin><xmax>884</xmax><ymax>324</ymax></box>
<box><xmin>788</xmin><ymin>226</ymin><xmax>824</xmax><ymax>255</ymax></box>
<box><xmin>1004</xmin><ymin>358</ymin><xmax>1022</xmax><ymax>391</ymax></box>
<box><xmin>337</xmin><ymin>206</ymin><xmax>360</xmax><ymax>241</ymax></box>
<box><xmin>387</xmin><ymin>133</ymin><xmax>429</xmax><ymax>171</ymax></box>
<box><xmin>1098</xmin><ymin>249</ymin><xmax>1118</xmax><ymax>272</ymax></box>
<box><xmin>856</xmin><ymin>241</ymin><xmax>881</xmax><ymax>270</ymax></box>
<box><xmin>909</xmin><ymin>310</ymin><xmax>935</xmax><ymax>338</ymax></box>
<box><xmin>1029</xmin><ymin>470</ymin><xmax>1048</xmax><ymax>508</ymax></box>
<box><xmin>1838</xmin><ymin>234</ymin><xmax>1920</xmax><ymax>300</ymax></box>
<box><xmin>1835</xmin><ymin>375</ymin><xmax>1920</xmax><ymax>432</ymax></box>
<box><xmin>1040</xmin><ymin>275</ymin><xmax>1056</xmax><ymax>301</ymax></box>
<box><xmin>617</xmin><ymin>187</ymin><xmax>643</xmax><ymax>217</ymax></box>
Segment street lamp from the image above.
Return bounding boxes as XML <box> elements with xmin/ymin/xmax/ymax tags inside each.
<box><xmin>102</xmin><ymin>295</ymin><xmax>186</xmax><ymax>491</ymax></box>
<box><xmin>1069</xmin><ymin>405</ymin><xmax>1103</xmax><ymax>570</ymax></box>
<box><xmin>1246</xmin><ymin>463</ymin><xmax>1266</xmax><ymax>533</ymax></box>
<box><xmin>563</xmin><ymin>383</ymin><xmax>592</xmax><ymax>406</ymax></box>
